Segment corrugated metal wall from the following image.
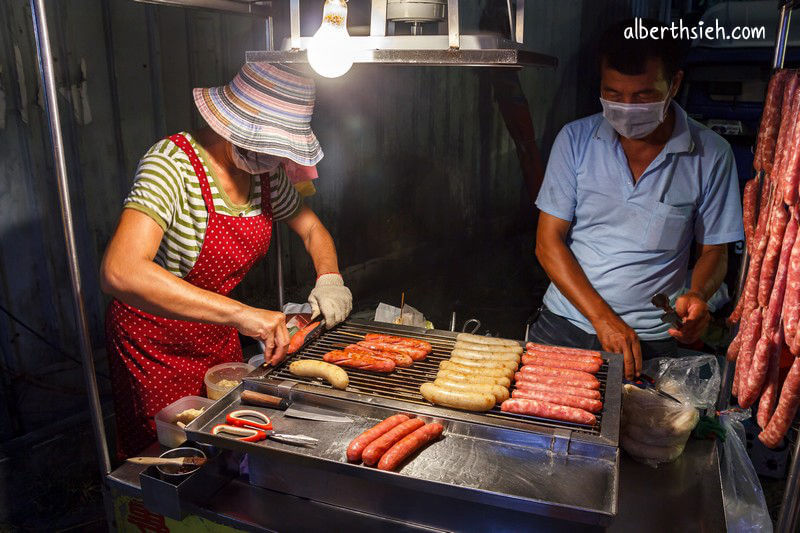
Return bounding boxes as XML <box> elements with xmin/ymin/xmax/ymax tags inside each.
<box><xmin>0</xmin><ymin>0</ymin><xmax>633</xmax><ymax>440</ymax></box>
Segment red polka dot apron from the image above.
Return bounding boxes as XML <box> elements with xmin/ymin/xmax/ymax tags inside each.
<box><xmin>106</xmin><ymin>134</ymin><xmax>272</xmax><ymax>458</ymax></box>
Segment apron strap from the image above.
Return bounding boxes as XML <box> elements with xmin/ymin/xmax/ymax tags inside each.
<box><xmin>168</xmin><ymin>133</ymin><xmax>216</xmax><ymax>214</ymax></box>
<box><xmin>259</xmin><ymin>173</ymin><xmax>273</xmax><ymax>218</ymax></box>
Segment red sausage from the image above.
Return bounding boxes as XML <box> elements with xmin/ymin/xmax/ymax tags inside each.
<box><xmin>759</xmin><ymin>357</ymin><xmax>800</xmax><ymax>448</ymax></box>
<box><xmin>345</xmin><ymin>345</ymin><xmax>414</xmax><ymax>367</ymax></box>
<box><xmin>511</xmin><ymin>389</ymin><xmax>603</xmax><ymax>413</ymax></box>
<box><xmin>742</xmin><ymin>178</ymin><xmax>759</xmax><ymax>246</ymax></box>
<box><xmin>514</xmin><ymin>372</ymin><xmax>601</xmax><ymax>391</ymax></box>
<box><xmin>522</xmin><ymin>353</ymin><xmax>601</xmax><ymax>374</ymax></box>
<box><xmin>346</xmin><ymin>414</ymin><xmax>410</xmax><ymax>462</ymax></box>
<box><xmin>770</xmin><ymin>72</ymin><xmax>800</xmax><ymax>179</ymax></box>
<box><xmin>757</xmin><ymin>203</ymin><xmax>789</xmax><ymax>308</ymax></box>
<box><xmin>518</xmin><ymin>365</ymin><xmax>600</xmax><ymax>387</ymax></box>
<box><xmin>357</xmin><ymin>341</ymin><xmax>427</xmax><ymax>361</ymax></box>
<box><xmin>364</xmin><ymin>333</ymin><xmax>432</xmax><ymax>353</ymax></box>
<box><xmin>735</xmin><ymin>307</ymin><xmax>762</xmax><ymax>404</ymax></box>
<box><xmin>377</xmin><ymin>423</ymin><xmax>444</xmax><ymax>471</ymax></box>
<box><xmin>525</xmin><ymin>342</ymin><xmax>601</xmax><ymax>358</ymax></box>
<box><xmin>727</xmin><ymin>328</ymin><xmax>742</xmax><ymax>362</ymax></box>
<box><xmin>287</xmin><ymin>321</ymin><xmax>322</xmax><ymax>355</ymax></box>
<box><xmin>323</xmin><ymin>350</ymin><xmax>396</xmax><ymax>373</ymax></box>
<box><xmin>757</xmin><ymin>329</ymin><xmax>784</xmax><ymax>429</ymax></box>
<box><xmin>755</xmin><ymin>70</ymin><xmax>788</xmax><ymax>172</ymax></box>
<box><xmin>500</xmin><ymin>398</ymin><xmax>596</xmax><ymax>425</ymax></box>
<box><xmin>362</xmin><ymin>418</ymin><xmax>425</xmax><ymax>466</ymax></box>
<box><xmin>514</xmin><ymin>379</ymin><xmax>602</xmax><ymax>400</ymax></box>
<box><xmin>783</xmin><ymin>210</ymin><xmax>800</xmax><ymax>349</ymax></box>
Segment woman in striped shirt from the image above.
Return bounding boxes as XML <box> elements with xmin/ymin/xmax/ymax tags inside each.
<box><xmin>100</xmin><ymin>63</ymin><xmax>351</xmax><ymax>457</ymax></box>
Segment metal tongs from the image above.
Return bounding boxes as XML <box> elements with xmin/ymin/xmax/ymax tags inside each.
<box><xmin>624</xmin><ymin>373</ymin><xmax>682</xmax><ymax>404</ymax></box>
<box><xmin>211</xmin><ymin>409</ymin><xmax>319</xmax><ymax>446</ymax></box>
<box><xmin>651</xmin><ymin>293</ymin><xmax>684</xmax><ymax>329</ymax></box>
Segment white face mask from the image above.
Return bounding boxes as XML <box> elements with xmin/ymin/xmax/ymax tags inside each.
<box><xmin>229</xmin><ymin>144</ymin><xmax>281</xmax><ymax>174</ymax></box>
<box><xmin>599</xmin><ymin>87</ymin><xmax>672</xmax><ymax>139</ymax></box>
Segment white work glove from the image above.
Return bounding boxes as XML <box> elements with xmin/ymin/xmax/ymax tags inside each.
<box><xmin>308</xmin><ymin>273</ymin><xmax>352</xmax><ymax>327</ymax></box>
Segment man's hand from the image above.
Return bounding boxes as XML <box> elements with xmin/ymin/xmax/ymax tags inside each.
<box><xmin>308</xmin><ymin>273</ymin><xmax>353</xmax><ymax>327</ymax></box>
<box><xmin>669</xmin><ymin>291</ymin><xmax>710</xmax><ymax>344</ymax></box>
<box><xmin>593</xmin><ymin>312</ymin><xmax>642</xmax><ymax>379</ymax></box>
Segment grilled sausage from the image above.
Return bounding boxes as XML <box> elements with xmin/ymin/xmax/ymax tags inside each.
<box><xmin>439</xmin><ymin>360</ymin><xmax>515</xmax><ymax>379</ymax></box>
<box><xmin>511</xmin><ymin>388</ymin><xmax>603</xmax><ymax>413</ymax></box>
<box><xmin>456</xmin><ymin>333</ymin><xmax>520</xmax><ymax>348</ymax></box>
<box><xmin>361</xmin><ymin>418</ymin><xmax>425</xmax><ymax>466</ymax></box>
<box><xmin>521</xmin><ymin>354</ymin><xmax>601</xmax><ymax>374</ymax></box>
<box><xmin>514</xmin><ymin>372</ymin><xmax>601</xmax><ymax>391</ymax></box>
<box><xmin>436</xmin><ymin>369</ymin><xmax>511</xmax><ymax>389</ymax></box>
<box><xmin>433</xmin><ymin>378</ymin><xmax>509</xmax><ymax>403</ymax></box>
<box><xmin>323</xmin><ymin>350</ymin><xmax>396</xmax><ymax>373</ymax></box>
<box><xmin>345</xmin><ymin>345</ymin><xmax>413</xmax><ymax>367</ymax></box>
<box><xmin>513</xmin><ymin>379</ymin><xmax>602</xmax><ymax>400</ymax></box>
<box><xmin>500</xmin><ymin>398</ymin><xmax>596</xmax><ymax>425</ymax></box>
<box><xmin>451</xmin><ymin>348</ymin><xmax>520</xmax><ymax>363</ymax></box>
<box><xmin>287</xmin><ymin>321</ymin><xmax>322</xmax><ymax>355</ymax></box>
<box><xmin>289</xmin><ymin>360</ymin><xmax>349</xmax><ymax>390</ymax></box>
<box><xmin>357</xmin><ymin>340</ymin><xmax>427</xmax><ymax>361</ymax></box>
<box><xmin>363</xmin><ymin>333</ymin><xmax>432</xmax><ymax>353</ymax></box>
<box><xmin>377</xmin><ymin>423</ymin><xmax>444</xmax><ymax>471</ymax></box>
<box><xmin>346</xmin><ymin>414</ymin><xmax>410</xmax><ymax>462</ymax></box>
<box><xmin>420</xmin><ymin>382</ymin><xmax>495</xmax><ymax>411</ymax></box>
<box><xmin>454</xmin><ymin>341</ymin><xmax>523</xmax><ymax>355</ymax></box>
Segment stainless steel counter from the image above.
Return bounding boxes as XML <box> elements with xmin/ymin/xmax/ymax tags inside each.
<box><xmin>107</xmin><ymin>437</ymin><xmax>725</xmax><ymax>531</ymax></box>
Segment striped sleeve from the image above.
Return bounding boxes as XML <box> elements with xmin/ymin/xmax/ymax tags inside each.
<box><xmin>123</xmin><ymin>139</ymin><xmax>183</xmax><ymax>231</ymax></box>
<box><xmin>270</xmin><ymin>166</ymin><xmax>303</xmax><ymax>221</ymax></box>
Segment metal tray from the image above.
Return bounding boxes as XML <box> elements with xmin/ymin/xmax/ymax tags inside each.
<box><xmin>186</xmin><ymin>378</ymin><xmax>620</xmax><ymax>527</ymax></box>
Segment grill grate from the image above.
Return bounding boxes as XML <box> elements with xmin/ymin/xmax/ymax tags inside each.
<box><xmin>266</xmin><ymin>321</ymin><xmax>607</xmax><ymax>435</ymax></box>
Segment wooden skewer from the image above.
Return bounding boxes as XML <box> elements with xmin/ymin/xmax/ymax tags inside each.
<box><xmin>338</xmin><ymin>331</ymin><xmax>366</xmax><ymax>339</ymax></box>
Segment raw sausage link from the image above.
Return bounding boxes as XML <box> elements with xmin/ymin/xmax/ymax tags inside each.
<box><xmin>514</xmin><ymin>379</ymin><xmax>602</xmax><ymax>400</ymax></box>
<box><xmin>757</xmin><ymin>329</ymin><xmax>784</xmax><ymax>429</ymax></box>
<box><xmin>500</xmin><ymin>398</ymin><xmax>597</xmax><ymax>425</ymax></box>
<box><xmin>784</xmin><ymin>209</ymin><xmax>800</xmax><ymax>349</ymax></box>
<box><xmin>361</xmin><ymin>418</ymin><xmax>425</xmax><ymax>466</ymax></box>
<box><xmin>742</xmin><ymin>178</ymin><xmax>759</xmax><ymax>246</ymax></box>
<box><xmin>514</xmin><ymin>372</ymin><xmax>601</xmax><ymax>391</ymax></box>
<box><xmin>525</xmin><ymin>342</ymin><xmax>602</xmax><ymax>358</ymax></box>
<box><xmin>377</xmin><ymin>423</ymin><xmax>444</xmax><ymax>471</ymax></box>
<box><xmin>769</xmin><ymin>72</ymin><xmax>800</xmax><ymax>179</ymax></box>
<box><xmin>784</xmin><ymin>79</ymin><xmax>800</xmax><ymax>205</ymax></box>
<box><xmin>740</xmin><ymin>335</ymin><xmax>772</xmax><ymax>408</ymax></box>
<box><xmin>758</xmin><ymin>203</ymin><xmax>789</xmax><ymax>308</ymax></box>
<box><xmin>518</xmin><ymin>365</ymin><xmax>600</xmax><ymax>387</ymax></box>
<box><xmin>732</xmin><ymin>354</ymin><xmax>741</xmax><ymax>397</ymax></box>
<box><xmin>765</xmin><ymin>213</ymin><xmax>798</xmax><ymax>336</ymax></box>
<box><xmin>756</xmin><ymin>70</ymin><xmax>789</xmax><ymax>172</ymax></box>
<box><xmin>727</xmin><ymin>328</ymin><xmax>742</xmax><ymax>362</ymax></box>
<box><xmin>525</xmin><ymin>347</ymin><xmax>603</xmax><ymax>365</ymax></box>
<box><xmin>521</xmin><ymin>353</ymin><xmax>601</xmax><ymax>373</ymax></box>
<box><xmin>511</xmin><ymin>389</ymin><xmax>603</xmax><ymax>413</ymax></box>
<box><xmin>759</xmin><ymin>357</ymin><xmax>800</xmax><ymax>448</ymax></box>
<box><xmin>346</xmin><ymin>414</ymin><xmax>410</xmax><ymax>462</ymax></box>
<box><xmin>739</xmin><ymin>182</ymin><xmax>775</xmax><ymax>318</ymax></box>
<box><xmin>734</xmin><ymin>307</ymin><xmax>762</xmax><ymax>401</ymax></box>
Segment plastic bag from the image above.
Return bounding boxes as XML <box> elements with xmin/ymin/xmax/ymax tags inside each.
<box><xmin>719</xmin><ymin>411</ymin><xmax>773</xmax><ymax>532</ymax></box>
<box><xmin>643</xmin><ymin>354</ymin><xmax>721</xmax><ymax>410</ymax></box>
<box><xmin>621</xmin><ymin>384</ymin><xmax>699</xmax><ymax>467</ymax></box>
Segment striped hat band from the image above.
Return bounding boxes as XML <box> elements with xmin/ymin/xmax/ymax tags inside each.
<box><xmin>193</xmin><ymin>62</ymin><xmax>323</xmax><ymax>166</ymax></box>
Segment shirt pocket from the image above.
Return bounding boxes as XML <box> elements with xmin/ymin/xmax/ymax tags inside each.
<box><xmin>644</xmin><ymin>201</ymin><xmax>693</xmax><ymax>251</ymax></box>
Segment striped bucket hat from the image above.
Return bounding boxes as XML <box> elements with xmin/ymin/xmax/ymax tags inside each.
<box><xmin>193</xmin><ymin>63</ymin><xmax>323</xmax><ymax>166</ymax></box>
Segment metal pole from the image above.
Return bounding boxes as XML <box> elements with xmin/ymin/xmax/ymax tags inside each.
<box><xmin>290</xmin><ymin>0</ymin><xmax>301</xmax><ymax>50</ymax></box>
<box><xmin>29</xmin><ymin>0</ymin><xmax>111</xmax><ymax>478</ymax></box>
<box><xmin>447</xmin><ymin>0</ymin><xmax>459</xmax><ymax>49</ymax></box>
<box><xmin>515</xmin><ymin>0</ymin><xmax>525</xmax><ymax>44</ymax></box>
<box><xmin>276</xmin><ymin>228</ymin><xmax>285</xmax><ymax>311</ymax></box>
<box><xmin>773</xmin><ymin>3</ymin><xmax>793</xmax><ymax>70</ymax></box>
<box><xmin>370</xmin><ymin>0</ymin><xmax>387</xmax><ymax>37</ymax></box>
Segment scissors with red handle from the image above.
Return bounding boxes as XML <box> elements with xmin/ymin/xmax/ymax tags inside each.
<box><xmin>211</xmin><ymin>409</ymin><xmax>318</xmax><ymax>446</ymax></box>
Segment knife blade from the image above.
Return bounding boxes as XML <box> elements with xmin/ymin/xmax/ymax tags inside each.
<box><xmin>240</xmin><ymin>390</ymin><xmax>353</xmax><ymax>423</ymax></box>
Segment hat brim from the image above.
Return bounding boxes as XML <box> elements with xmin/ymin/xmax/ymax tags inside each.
<box><xmin>193</xmin><ymin>86</ymin><xmax>323</xmax><ymax>167</ymax></box>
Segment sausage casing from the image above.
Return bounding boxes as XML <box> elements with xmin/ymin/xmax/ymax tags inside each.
<box><xmin>346</xmin><ymin>414</ymin><xmax>410</xmax><ymax>462</ymax></box>
<box><xmin>361</xmin><ymin>418</ymin><xmax>425</xmax><ymax>466</ymax></box>
<box><xmin>377</xmin><ymin>423</ymin><xmax>444</xmax><ymax>471</ymax></box>
<box><xmin>420</xmin><ymin>382</ymin><xmax>496</xmax><ymax>411</ymax></box>
<box><xmin>289</xmin><ymin>360</ymin><xmax>349</xmax><ymax>389</ymax></box>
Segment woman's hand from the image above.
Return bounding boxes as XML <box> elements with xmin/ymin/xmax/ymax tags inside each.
<box><xmin>235</xmin><ymin>307</ymin><xmax>290</xmax><ymax>363</ymax></box>
<box><xmin>592</xmin><ymin>311</ymin><xmax>642</xmax><ymax>380</ymax></box>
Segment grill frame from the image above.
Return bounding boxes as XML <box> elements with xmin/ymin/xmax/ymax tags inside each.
<box><xmin>248</xmin><ymin>318</ymin><xmax>621</xmax><ymax>450</ymax></box>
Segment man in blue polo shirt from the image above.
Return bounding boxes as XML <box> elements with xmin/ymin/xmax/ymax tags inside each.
<box><xmin>529</xmin><ymin>20</ymin><xmax>744</xmax><ymax>379</ymax></box>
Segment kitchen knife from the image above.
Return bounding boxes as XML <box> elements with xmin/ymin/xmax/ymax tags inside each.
<box><xmin>240</xmin><ymin>390</ymin><xmax>353</xmax><ymax>423</ymax></box>
<box><xmin>126</xmin><ymin>456</ymin><xmax>206</xmax><ymax>466</ymax></box>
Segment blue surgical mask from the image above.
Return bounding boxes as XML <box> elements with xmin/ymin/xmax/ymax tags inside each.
<box><xmin>229</xmin><ymin>144</ymin><xmax>281</xmax><ymax>174</ymax></box>
<box><xmin>599</xmin><ymin>88</ymin><xmax>672</xmax><ymax>139</ymax></box>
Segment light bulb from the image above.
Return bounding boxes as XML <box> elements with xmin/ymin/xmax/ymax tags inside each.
<box><xmin>307</xmin><ymin>0</ymin><xmax>354</xmax><ymax>78</ymax></box>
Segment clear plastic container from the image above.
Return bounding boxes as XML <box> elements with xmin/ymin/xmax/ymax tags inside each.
<box><xmin>204</xmin><ymin>362</ymin><xmax>255</xmax><ymax>400</ymax></box>
<box><xmin>154</xmin><ymin>395</ymin><xmax>215</xmax><ymax>448</ymax></box>
<box><xmin>248</xmin><ymin>354</ymin><xmax>265</xmax><ymax>367</ymax></box>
